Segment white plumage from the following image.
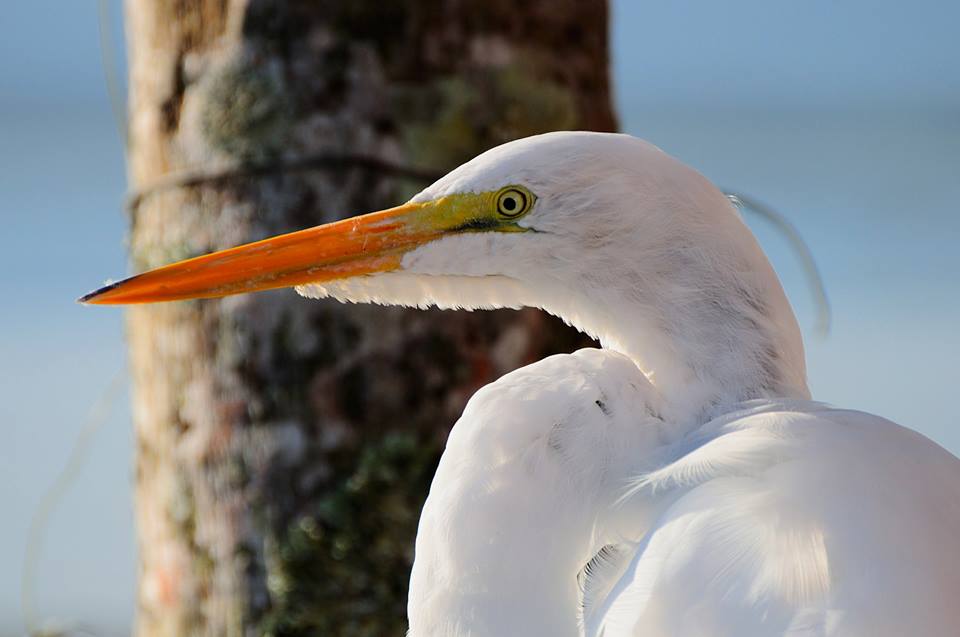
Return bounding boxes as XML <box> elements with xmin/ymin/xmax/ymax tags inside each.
<box><xmin>85</xmin><ymin>131</ymin><xmax>960</xmax><ymax>635</ymax></box>
<box><xmin>405</xmin><ymin>350</ymin><xmax>960</xmax><ymax>636</ymax></box>
<box><xmin>303</xmin><ymin>132</ymin><xmax>960</xmax><ymax>636</ymax></box>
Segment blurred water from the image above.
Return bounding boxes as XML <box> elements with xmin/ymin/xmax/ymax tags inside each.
<box><xmin>1</xmin><ymin>0</ymin><xmax>958</xmax><ymax>634</ymax></box>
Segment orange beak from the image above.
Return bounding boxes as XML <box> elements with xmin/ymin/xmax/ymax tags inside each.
<box><xmin>80</xmin><ymin>199</ymin><xmax>451</xmax><ymax>305</ymax></box>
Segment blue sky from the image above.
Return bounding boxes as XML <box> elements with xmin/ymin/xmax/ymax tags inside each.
<box><xmin>1</xmin><ymin>1</ymin><xmax>958</xmax><ymax>634</ymax></box>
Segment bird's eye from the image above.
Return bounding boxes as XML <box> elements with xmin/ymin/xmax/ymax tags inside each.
<box><xmin>495</xmin><ymin>186</ymin><xmax>534</xmax><ymax>219</ymax></box>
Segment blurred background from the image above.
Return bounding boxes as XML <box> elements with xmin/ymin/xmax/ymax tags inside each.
<box><xmin>2</xmin><ymin>1</ymin><xmax>957</xmax><ymax>635</ymax></box>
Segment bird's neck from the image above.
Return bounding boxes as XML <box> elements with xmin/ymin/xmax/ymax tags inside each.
<box><xmin>542</xmin><ymin>263</ymin><xmax>809</xmax><ymax>424</ymax></box>
<box><xmin>608</xmin><ymin>303</ymin><xmax>807</xmax><ymax>423</ymax></box>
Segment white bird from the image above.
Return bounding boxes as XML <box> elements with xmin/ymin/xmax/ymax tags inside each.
<box><xmin>83</xmin><ymin>132</ymin><xmax>960</xmax><ymax>636</ymax></box>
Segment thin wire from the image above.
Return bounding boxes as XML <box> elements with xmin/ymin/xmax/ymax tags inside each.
<box><xmin>725</xmin><ymin>191</ymin><xmax>832</xmax><ymax>338</ymax></box>
<box><xmin>125</xmin><ymin>154</ymin><xmax>445</xmax><ymax>214</ymax></box>
<box><xmin>21</xmin><ymin>370</ymin><xmax>127</xmax><ymax>637</ymax></box>
<box><xmin>97</xmin><ymin>0</ymin><xmax>128</xmax><ymax>149</ymax></box>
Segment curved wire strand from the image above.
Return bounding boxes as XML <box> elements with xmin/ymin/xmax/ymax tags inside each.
<box><xmin>97</xmin><ymin>0</ymin><xmax>127</xmax><ymax>150</ymax></box>
<box><xmin>725</xmin><ymin>191</ymin><xmax>832</xmax><ymax>338</ymax></box>
<box><xmin>21</xmin><ymin>370</ymin><xmax>126</xmax><ymax>637</ymax></box>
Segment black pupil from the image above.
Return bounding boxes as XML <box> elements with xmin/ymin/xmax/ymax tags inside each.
<box><xmin>502</xmin><ymin>195</ymin><xmax>518</xmax><ymax>211</ymax></box>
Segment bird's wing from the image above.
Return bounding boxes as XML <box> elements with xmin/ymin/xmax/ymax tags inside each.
<box><xmin>408</xmin><ymin>347</ymin><xmax>669</xmax><ymax>637</ymax></box>
<box><xmin>586</xmin><ymin>404</ymin><xmax>960</xmax><ymax>637</ymax></box>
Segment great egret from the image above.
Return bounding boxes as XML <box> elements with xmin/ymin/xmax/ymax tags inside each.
<box><xmin>83</xmin><ymin>132</ymin><xmax>960</xmax><ymax>636</ymax></box>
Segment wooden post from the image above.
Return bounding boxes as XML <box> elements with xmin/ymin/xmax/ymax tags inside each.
<box><xmin>123</xmin><ymin>1</ymin><xmax>616</xmax><ymax>634</ymax></box>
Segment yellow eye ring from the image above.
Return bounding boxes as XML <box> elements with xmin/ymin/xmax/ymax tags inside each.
<box><xmin>495</xmin><ymin>186</ymin><xmax>535</xmax><ymax>219</ymax></box>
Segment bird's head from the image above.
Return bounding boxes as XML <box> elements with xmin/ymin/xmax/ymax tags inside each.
<box><xmin>83</xmin><ymin>131</ymin><xmax>807</xmax><ymax>409</ymax></box>
<box><xmin>80</xmin><ymin>132</ymin><xmax>741</xmax><ymax>312</ymax></box>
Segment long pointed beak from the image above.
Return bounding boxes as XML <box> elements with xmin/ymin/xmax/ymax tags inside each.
<box><xmin>80</xmin><ymin>200</ymin><xmax>447</xmax><ymax>305</ymax></box>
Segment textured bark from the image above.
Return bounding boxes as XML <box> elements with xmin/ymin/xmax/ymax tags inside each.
<box><xmin>123</xmin><ymin>2</ymin><xmax>617</xmax><ymax>635</ymax></box>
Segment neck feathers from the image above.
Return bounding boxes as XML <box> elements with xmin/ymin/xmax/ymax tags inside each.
<box><xmin>610</xmin><ymin>271</ymin><xmax>809</xmax><ymax>422</ymax></box>
<box><xmin>540</xmin><ymin>200</ymin><xmax>809</xmax><ymax>423</ymax></box>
